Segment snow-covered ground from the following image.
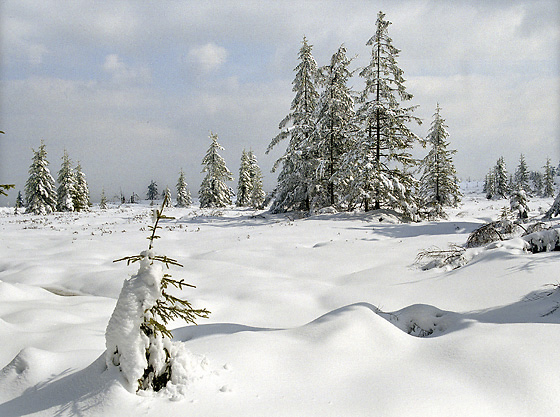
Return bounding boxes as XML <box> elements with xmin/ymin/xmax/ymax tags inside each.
<box><xmin>1</xmin><ymin>194</ymin><xmax>560</xmax><ymax>416</ymax></box>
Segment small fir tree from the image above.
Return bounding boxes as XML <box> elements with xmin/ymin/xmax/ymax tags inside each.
<box><xmin>147</xmin><ymin>180</ymin><xmax>158</xmax><ymax>202</ymax></box>
<box><xmin>543</xmin><ymin>158</ymin><xmax>555</xmax><ymax>197</ymax></box>
<box><xmin>544</xmin><ymin>190</ymin><xmax>560</xmax><ymax>218</ymax></box>
<box><xmin>100</xmin><ymin>188</ymin><xmax>108</xmax><ymax>209</ymax></box>
<box><xmin>107</xmin><ymin>195</ymin><xmax>210</xmax><ymax>392</ymax></box>
<box><xmin>484</xmin><ymin>169</ymin><xmax>495</xmax><ymax>200</ymax></box>
<box><xmin>176</xmin><ymin>169</ymin><xmax>192</xmax><ymax>207</ymax></box>
<box><xmin>15</xmin><ymin>191</ymin><xmax>24</xmax><ymax>210</ymax></box>
<box><xmin>510</xmin><ymin>187</ymin><xmax>529</xmax><ymax>220</ymax></box>
<box><xmin>162</xmin><ymin>186</ymin><xmax>172</xmax><ymax>207</ymax></box>
<box><xmin>56</xmin><ymin>150</ymin><xmax>76</xmax><ymax>212</ymax></box>
<box><xmin>418</xmin><ymin>104</ymin><xmax>461</xmax><ymax>217</ymax></box>
<box><xmin>267</xmin><ymin>36</ymin><xmax>319</xmax><ymax>213</ymax></box>
<box><xmin>199</xmin><ymin>132</ymin><xmax>234</xmax><ymax>208</ymax></box>
<box><xmin>25</xmin><ymin>141</ymin><xmax>57</xmax><ymax>214</ymax></box>
<box><xmin>73</xmin><ymin>162</ymin><xmax>90</xmax><ymax>211</ymax></box>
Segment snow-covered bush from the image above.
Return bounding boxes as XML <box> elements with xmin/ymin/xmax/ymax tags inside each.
<box><xmin>105</xmin><ymin>196</ymin><xmax>210</xmax><ymax>392</ymax></box>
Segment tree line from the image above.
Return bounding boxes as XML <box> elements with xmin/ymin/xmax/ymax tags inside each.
<box><xmin>266</xmin><ymin>11</ymin><xmax>460</xmax><ymax>219</ymax></box>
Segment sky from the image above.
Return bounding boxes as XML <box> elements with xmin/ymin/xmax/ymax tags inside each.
<box><xmin>1</xmin><ymin>0</ymin><xmax>559</xmax><ymax>205</ymax></box>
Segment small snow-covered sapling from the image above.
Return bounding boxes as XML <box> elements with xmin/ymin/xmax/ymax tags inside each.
<box><xmin>106</xmin><ymin>194</ymin><xmax>210</xmax><ymax>392</ymax></box>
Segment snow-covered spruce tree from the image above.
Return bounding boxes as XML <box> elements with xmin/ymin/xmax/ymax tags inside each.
<box><xmin>147</xmin><ymin>180</ymin><xmax>158</xmax><ymax>202</ymax></box>
<box><xmin>339</xmin><ymin>11</ymin><xmax>422</xmax><ymax>215</ymax></box>
<box><xmin>199</xmin><ymin>132</ymin><xmax>234</xmax><ymax>208</ymax></box>
<box><xmin>248</xmin><ymin>150</ymin><xmax>266</xmax><ymax>209</ymax></box>
<box><xmin>237</xmin><ymin>149</ymin><xmax>252</xmax><ymax>207</ymax></box>
<box><xmin>514</xmin><ymin>153</ymin><xmax>530</xmax><ymax>194</ymax></box>
<box><xmin>162</xmin><ymin>186</ymin><xmax>172</xmax><ymax>207</ymax></box>
<box><xmin>418</xmin><ymin>104</ymin><xmax>461</xmax><ymax>217</ymax></box>
<box><xmin>15</xmin><ymin>191</ymin><xmax>24</xmax><ymax>211</ymax></box>
<box><xmin>493</xmin><ymin>157</ymin><xmax>509</xmax><ymax>199</ymax></box>
<box><xmin>510</xmin><ymin>187</ymin><xmax>529</xmax><ymax>220</ymax></box>
<box><xmin>176</xmin><ymin>169</ymin><xmax>192</xmax><ymax>207</ymax></box>
<box><xmin>73</xmin><ymin>162</ymin><xmax>90</xmax><ymax>211</ymax></box>
<box><xmin>313</xmin><ymin>44</ymin><xmax>356</xmax><ymax>209</ymax></box>
<box><xmin>543</xmin><ymin>158</ymin><xmax>555</xmax><ymax>197</ymax></box>
<box><xmin>25</xmin><ymin>141</ymin><xmax>57</xmax><ymax>215</ymax></box>
<box><xmin>106</xmin><ymin>195</ymin><xmax>210</xmax><ymax>392</ymax></box>
<box><xmin>56</xmin><ymin>150</ymin><xmax>76</xmax><ymax>212</ymax></box>
<box><xmin>484</xmin><ymin>169</ymin><xmax>495</xmax><ymax>199</ymax></box>
<box><xmin>266</xmin><ymin>36</ymin><xmax>319</xmax><ymax>213</ymax></box>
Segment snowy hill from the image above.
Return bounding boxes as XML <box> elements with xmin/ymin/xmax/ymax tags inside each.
<box><xmin>1</xmin><ymin>195</ymin><xmax>560</xmax><ymax>416</ymax></box>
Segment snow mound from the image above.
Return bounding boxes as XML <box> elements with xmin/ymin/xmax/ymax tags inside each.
<box><xmin>380</xmin><ymin>304</ymin><xmax>462</xmax><ymax>337</ymax></box>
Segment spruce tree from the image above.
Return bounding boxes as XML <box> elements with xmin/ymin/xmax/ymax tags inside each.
<box><xmin>176</xmin><ymin>169</ymin><xmax>192</xmax><ymax>207</ymax></box>
<box><xmin>162</xmin><ymin>186</ymin><xmax>172</xmax><ymax>207</ymax></box>
<box><xmin>543</xmin><ymin>158</ymin><xmax>555</xmax><ymax>197</ymax></box>
<box><xmin>514</xmin><ymin>154</ymin><xmax>530</xmax><ymax>194</ymax></box>
<box><xmin>73</xmin><ymin>162</ymin><xmax>90</xmax><ymax>211</ymax></box>
<box><xmin>25</xmin><ymin>141</ymin><xmax>57</xmax><ymax>214</ymax></box>
<box><xmin>248</xmin><ymin>150</ymin><xmax>266</xmax><ymax>209</ymax></box>
<box><xmin>15</xmin><ymin>191</ymin><xmax>24</xmax><ymax>210</ymax></box>
<box><xmin>267</xmin><ymin>36</ymin><xmax>319</xmax><ymax>213</ymax></box>
<box><xmin>313</xmin><ymin>44</ymin><xmax>356</xmax><ymax>209</ymax></box>
<box><xmin>510</xmin><ymin>187</ymin><xmax>529</xmax><ymax>220</ymax></box>
<box><xmin>100</xmin><ymin>188</ymin><xmax>108</xmax><ymax>209</ymax></box>
<box><xmin>484</xmin><ymin>169</ymin><xmax>495</xmax><ymax>199</ymax></box>
<box><xmin>107</xmin><ymin>195</ymin><xmax>210</xmax><ymax>392</ymax></box>
<box><xmin>237</xmin><ymin>149</ymin><xmax>252</xmax><ymax>207</ymax></box>
<box><xmin>199</xmin><ymin>132</ymin><xmax>234</xmax><ymax>208</ymax></box>
<box><xmin>147</xmin><ymin>180</ymin><xmax>158</xmax><ymax>201</ymax></box>
<box><xmin>493</xmin><ymin>157</ymin><xmax>509</xmax><ymax>199</ymax></box>
<box><xmin>56</xmin><ymin>150</ymin><xmax>76</xmax><ymax>212</ymax></box>
<box><xmin>418</xmin><ymin>104</ymin><xmax>461</xmax><ymax>216</ymax></box>
<box><xmin>340</xmin><ymin>11</ymin><xmax>422</xmax><ymax>214</ymax></box>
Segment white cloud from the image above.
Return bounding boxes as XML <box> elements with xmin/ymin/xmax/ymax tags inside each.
<box><xmin>102</xmin><ymin>54</ymin><xmax>151</xmax><ymax>85</ymax></box>
<box><xmin>187</xmin><ymin>43</ymin><xmax>228</xmax><ymax>73</ymax></box>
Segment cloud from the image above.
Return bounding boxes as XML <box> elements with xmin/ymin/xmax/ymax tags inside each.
<box><xmin>186</xmin><ymin>43</ymin><xmax>228</xmax><ymax>73</ymax></box>
<box><xmin>102</xmin><ymin>54</ymin><xmax>151</xmax><ymax>85</ymax></box>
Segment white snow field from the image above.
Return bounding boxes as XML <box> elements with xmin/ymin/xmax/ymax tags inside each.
<box><xmin>1</xmin><ymin>194</ymin><xmax>560</xmax><ymax>416</ymax></box>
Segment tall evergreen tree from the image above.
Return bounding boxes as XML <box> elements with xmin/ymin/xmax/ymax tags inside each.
<box><xmin>25</xmin><ymin>141</ymin><xmax>57</xmax><ymax>214</ymax></box>
<box><xmin>176</xmin><ymin>169</ymin><xmax>192</xmax><ymax>207</ymax></box>
<box><xmin>543</xmin><ymin>158</ymin><xmax>555</xmax><ymax>197</ymax></box>
<box><xmin>237</xmin><ymin>149</ymin><xmax>252</xmax><ymax>207</ymax></box>
<box><xmin>493</xmin><ymin>157</ymin><xmax>509</xmax><ymax>199</ymax></box>
<box><xmin>267</xmin><ymin>36</ymin><xmax>319</xmax><ymax>213</ymax></box>
<box><xmin>147</xmin><ymin>180</ymin><xmax>158</xmax><ymax>201</ymax></box>
<box><xmin>313</xmin><ymin>44</ymin><xmax>355</xmax><ymax>209</ymax></box>
<box><xmin>248</xmin><ymin>150</ymin><xmax>266</xmax><ymax>209</ymax></box>
<box><xmin>514</xmin><ymin>154</ymin><xmax>530</xmax><ymax>193</ymax></box>
<box><xmin>340</xmin><ymin>11</ymin><xmax>422</xmax><ymax>214</ymax></box>
<box><xmin>56</xmin><ymin>150</ymin><xmax>76</xmax><ymax>212</ymax></box>
<box><xmin>73</xmin><ymin>162</ymin><xmax>90</xmax><ymax>211</ymax></box>
<box><xmin>199</xmin><ymin>132</ymin><xmax>234</xmax><ymax>208</ymax></box>
<box><xmin>418</xmin><ymin>104</ymin><xmax>461</xmax><ymax>216</ymax></box>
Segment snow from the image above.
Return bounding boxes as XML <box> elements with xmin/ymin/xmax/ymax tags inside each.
<box><xmin>1</xmin><ymin>195</ymin><xmax>560</xmax><ymax>416</ymax></box>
